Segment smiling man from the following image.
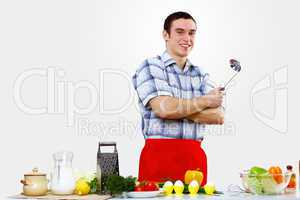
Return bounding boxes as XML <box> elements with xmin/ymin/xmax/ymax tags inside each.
<box><xmin>132</xmin><ymin>11</ymin><xmax>224</xmax><ymax>185</ymax></box>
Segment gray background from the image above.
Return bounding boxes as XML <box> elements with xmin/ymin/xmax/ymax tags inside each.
<box><xmin>0</xmin><ymin>0</ymin><xmax>299</xmax><ymax>196</ymax></box>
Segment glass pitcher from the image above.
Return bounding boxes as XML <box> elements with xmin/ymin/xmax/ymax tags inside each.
<box><xmin>50</xmin><ymin>151</ymin><xmax>75</xmax><ymax>195</ymax></box>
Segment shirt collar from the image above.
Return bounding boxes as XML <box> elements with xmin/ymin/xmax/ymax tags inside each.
<box><xmin>160</xmin><ymin>51</ymin><xmax>194</xmax><ymax>72</ymax></box>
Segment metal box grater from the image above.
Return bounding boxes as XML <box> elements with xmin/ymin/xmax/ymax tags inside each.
<box><xmin>96</xmin><ymin>142</ymin><xmax>119</xmax><ymax>193</ymax></box>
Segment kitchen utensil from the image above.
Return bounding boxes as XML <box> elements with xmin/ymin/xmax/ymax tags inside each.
<box><xmin>20</xmin><ymin>167</ymin><xmax>48</xmax><ymax>196</ymax></box>
<box><xmin>97</xmin><ymin>142</ymin><xmax>120</xmax><ymax>194</ymax></box>
<box><xmin>220</xmin><ymin>59</ymin><xmax>241</xmax><ymax>91</ymax></box>
<box><xmin>50</xmin><ymin>151</ymin><xmax>75</xmax><ymax>195</ymax></box>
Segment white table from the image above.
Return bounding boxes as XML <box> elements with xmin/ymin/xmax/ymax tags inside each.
<box><xmin>112</xmin><ymin>192</ymin><xmax>300</xmax><ymax>200</ymax></box>
<box><xmin>4</xmin><ymin>192</ymin><xmax>300</xmax><ymax>200</ymax></box>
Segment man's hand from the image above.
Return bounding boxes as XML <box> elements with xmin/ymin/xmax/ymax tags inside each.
<box><xmin>203</xmin><ymin>87</ymin><xmax>224</xmax><ymax>108</ymax></box>
<box><xmin>187</xmin><ymin>106</ymin><xmax>224</xmax><ymax>124</ymax></box>
<box><xmin>207</xmin><ymin>87</ymin><xmax>224</xmax><ymax>95</ymax></box>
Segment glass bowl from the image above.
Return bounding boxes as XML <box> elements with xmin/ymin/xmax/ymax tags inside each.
<box><xmin>240</xmin><ymin>170</ymin><xmax>292</xmax><ymax>195</ymax></box>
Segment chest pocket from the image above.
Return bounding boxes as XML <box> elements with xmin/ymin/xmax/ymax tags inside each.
<box><xmin>165</xmin><ymin>71</ymin><xmax>183</xmax><ymax>98</ymax></box>
<box><xmin>191</xmin><ymin>76</ymin><xmax>203</xmax><ymax>97</ymax></box>
<box><xmin>160</xmin><ymin>60</ymin><xmax>182</xmax><ymax>98</ymax></box>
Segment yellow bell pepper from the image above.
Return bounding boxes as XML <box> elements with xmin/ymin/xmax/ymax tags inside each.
<box><xmin>184</xmin><ymin>170</ymin><xmax>203</xmax><ymax>185</ymax></box>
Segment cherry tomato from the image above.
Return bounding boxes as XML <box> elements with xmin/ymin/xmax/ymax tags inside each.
<box><xmin>143</xmin><ymin>182</ymin><xmax>159</xmax><ymax>191</ymax></box>
<box><xmin>134</xmin><ymin>185</ymin><xmax>144</xmax><ymax>192</ymax></box>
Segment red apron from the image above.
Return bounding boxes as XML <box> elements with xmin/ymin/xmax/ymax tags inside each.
<box><xmin>138</xmin><ymin>138</ymin><xmax>207</xmax><ymax>186</ymax></box>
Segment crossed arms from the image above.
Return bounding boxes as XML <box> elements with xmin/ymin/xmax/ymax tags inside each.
<box><xmin>148</xmin><ymin>88</ymin><xmax>224</xmax><ymax>125</ymax></box>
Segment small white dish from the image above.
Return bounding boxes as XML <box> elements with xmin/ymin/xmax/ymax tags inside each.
<box><xmin>126</xmin><ymin>190</ymin><xmax>163</xmax><ymax>198</ymax></box>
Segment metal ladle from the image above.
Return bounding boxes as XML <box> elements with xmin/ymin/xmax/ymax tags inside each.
<box><xmin>220</xmin><ymin>59</ymin><xmax>241</xmax><ymax>91</ymax></box>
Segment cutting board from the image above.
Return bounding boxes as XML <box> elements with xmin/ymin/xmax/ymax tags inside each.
<box><xmin>9</xmin><ymin>193</ymin><xmax>111</xmax><ymax>200</ymax></box>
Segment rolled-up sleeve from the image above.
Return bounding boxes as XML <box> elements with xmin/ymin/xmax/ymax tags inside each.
<box><xmin>132</xmin><ymin>60</ymin><xmax>173</xmax><ymax>108</ymax></box>
<box><xmin>197</xmin><ymin>66</ymin><xmax>214</xmax><ymax>95</ymax></box>
<box><xmin>201</xmin><ymin>74</ymin><xmax>215</xmax><ymax>95</ymax></box>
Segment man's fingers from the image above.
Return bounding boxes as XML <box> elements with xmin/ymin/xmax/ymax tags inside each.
<box><xmin>216</xmin><ymin>92</ymin><xmax>224</xmax><ymax>98</ymax></box>
<box><xmin>209</xmin><ymin>87</ymin><xmax>223</xmax><ymax>95</ymax></box>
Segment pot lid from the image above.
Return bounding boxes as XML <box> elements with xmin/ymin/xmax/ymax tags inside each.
<box><xmin>24</xmin><ymin>167</ymin><xmax>46</xmax><ymax>176</ymax></box>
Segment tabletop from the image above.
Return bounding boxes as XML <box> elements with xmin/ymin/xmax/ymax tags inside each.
<box><xmin>112</xmin><ymin>192</ymin><xmax>300</xmax><ymax>200</ymax></box>
<box><xmin>5</xmin><ymin>191</ymin><xmax>300</xmax><ymax>200</ymax></box>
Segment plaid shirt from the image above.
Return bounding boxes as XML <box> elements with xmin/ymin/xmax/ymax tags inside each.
<box><xmin>132</xmin><ymin>51</ymin><xmax>213</xmax><ymax>140</ymax></box>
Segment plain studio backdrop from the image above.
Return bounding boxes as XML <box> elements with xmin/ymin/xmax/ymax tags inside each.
<box><xmin>0</xmin><ymin>0</ymin><xmax>300</xmax><ymax>196</ymax></box>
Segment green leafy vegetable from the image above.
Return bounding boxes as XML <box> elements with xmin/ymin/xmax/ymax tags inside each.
<box><xmin>89</xmin><ymin>177</ymin><xmax>98</xmax><ymax>193</ymax></box>
<box><xmin>261</xmin><ymin>176</ymin><xmax>277</xmax><ymax>194</ymax></box>
<box><xmin>158</xmin><ymin>182</ymin><xmax>164</xmax><ymax>188</ymax></box>
<box><xmin>123</xmin><ymin>176</ymin><xmax>137</xmax><ymax>192</ymax></box>
<box><xmin>183</xmin><ymin>183</ymin><xmax>189</xmax><ymax>194</ymax></box>
<box><xmin>105</xmin><ymin>175</ymin><xmax>137</xmax><ymax>196</ymax></box>
<box><xmin>106</xmin><ymin>175</ymin><xmax>125</xmax><ymax>195</ymax></box>
<box><xmin>250</xmin><ymin>166</ymin><xmax>268</xmax><ymax>176</ymax></box>
<box><xmin>248</xmin><ymin>177</ymin><xmax>263</xmax><ymax>194</ymax></box>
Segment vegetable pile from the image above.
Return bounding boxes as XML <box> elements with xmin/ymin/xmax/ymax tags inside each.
<box><xmin>103</xmin><ymin>172</ymin><xmax>221</xmax><ymax>196</ymax></box>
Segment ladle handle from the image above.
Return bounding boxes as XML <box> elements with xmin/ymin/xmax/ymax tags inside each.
<box><xmin>221</xmin><ymin>71</ymin><xmax>239</xmax><ymax>91</ymax></box>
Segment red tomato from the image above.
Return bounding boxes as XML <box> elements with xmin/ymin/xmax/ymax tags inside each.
<box><xmin>134</xmin><ymin>185</ymin><xmax>144</xmax><ymax>192</ymax></box>
<box><xmin>143</xmin><ymin>182</ymin><xmax>159</xmax><ymax>191</ymax></box>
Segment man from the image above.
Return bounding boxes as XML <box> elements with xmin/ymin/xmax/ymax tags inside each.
<box><xmin>132</xmin><ymin>11</ymin><xmax>224</xmax><ymax>185</ymax></box>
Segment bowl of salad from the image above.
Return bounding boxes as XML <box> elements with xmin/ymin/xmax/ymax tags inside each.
<box><xmin>240</xmin><ymin>166</ymin><xmax>292</xmax><ymax>195</ymax></box>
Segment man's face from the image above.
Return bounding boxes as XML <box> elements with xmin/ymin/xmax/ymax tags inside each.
<box><xmin>163</xmin><ymin>18</ymin><xmax>197</xmax><ymax>58</ymax></box>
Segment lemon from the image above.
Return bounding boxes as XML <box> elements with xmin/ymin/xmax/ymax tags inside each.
<box><xmin>75</xmin><ymin>179</ymin><xmax>90</xmax><ymax>195</ymax></box>
<box><xmin>204</xmin><ymin>182</ymin><xmax>215</xmax><ymax>195</ymax></box>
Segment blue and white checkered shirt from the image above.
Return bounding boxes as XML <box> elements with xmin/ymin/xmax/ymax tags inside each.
<box><xmin>132</xmin><ymin>51</ymin><xmax>213</xmax><ymax>140</ymax></box>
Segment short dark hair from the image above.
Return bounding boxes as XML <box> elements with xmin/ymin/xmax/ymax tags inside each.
<box><xmin>164</xmin><ymin>11</ymin><xmax>196</xmax><ymax>34</ymax></box>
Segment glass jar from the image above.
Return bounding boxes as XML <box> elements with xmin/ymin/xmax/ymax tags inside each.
<box><xmin>50</xmin><ymin>151</ymin><xmax>75</xmax><ymax>195</ymax></box>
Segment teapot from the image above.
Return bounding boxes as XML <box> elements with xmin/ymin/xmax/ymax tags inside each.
<box><xmin>20</xmin><ymin>168</ymin><xmax>48</xmax><ymax>196</ymax></box>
